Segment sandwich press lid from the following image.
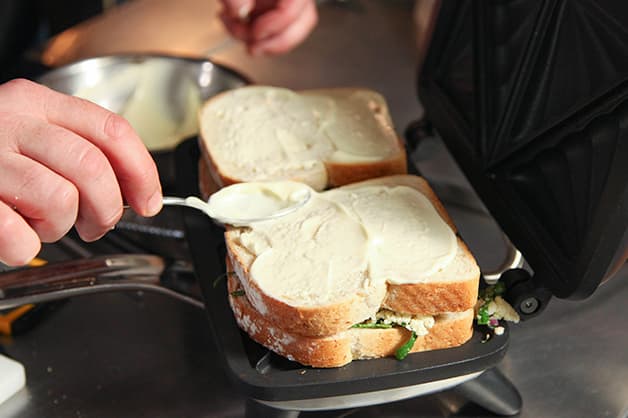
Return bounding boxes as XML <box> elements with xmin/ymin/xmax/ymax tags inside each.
<box><xmin>418</xmin><ymin>0</ymin><xmax>628</xmax><ymax>300</ymax></box>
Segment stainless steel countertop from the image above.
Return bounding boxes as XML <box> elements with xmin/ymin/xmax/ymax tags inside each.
<box><xmin>2</xmin><ymin>1</ymin><xmax>628</xmax><ymax>417</ymax></box>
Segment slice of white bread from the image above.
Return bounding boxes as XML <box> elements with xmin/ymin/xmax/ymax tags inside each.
<box><xmin>225</xmin><ymin>175</ymin><xmax>480</xmax><ymax>338</ymax></box>
<box><xmin>198</xmin><ymin>86</ymin><xmax>407</xmax><ymax>191</ymax></box>
<box><xmin>227</xmin><ymin>272</ymin><xmax>474</xmax><ymax>368</ymax></box>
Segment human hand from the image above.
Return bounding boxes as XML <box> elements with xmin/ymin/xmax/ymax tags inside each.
<box><xmin>0</xmin><ymin>79</ymin><xmax>162</xmax><ymax>266</ymax></box>
<box><xmin>219</xmin><ymin>0</ymin><xmax>318</xmax><ymax>55</ymax></box>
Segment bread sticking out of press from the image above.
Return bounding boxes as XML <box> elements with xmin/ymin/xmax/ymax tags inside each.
<box><xmin>222</xmin><ymin>175</ymin><xmax>480</xmax><ymax>367</ymax></box>
<box><xmin>227</xmin><ymin>270</ymin><xmax>475</xmax><ymax>368</ymax></box>
<box><xmin>198</xmin><ymin>86</ymin><xmax>407</xmax><ymax>191</ymax></box>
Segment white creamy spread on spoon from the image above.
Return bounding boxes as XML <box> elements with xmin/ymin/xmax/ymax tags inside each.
<box><xmin>207</xmin><ymin>181</ymin><xmax>310</xmax><ymax>225</ymax></box>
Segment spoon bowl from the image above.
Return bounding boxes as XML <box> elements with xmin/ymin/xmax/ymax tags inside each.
<box><xmin>161</xmin><ymin>181</ymin><xmax>312</xmax><ymax>226</ymax></box>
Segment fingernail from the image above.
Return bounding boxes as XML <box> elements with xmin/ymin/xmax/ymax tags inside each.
<box><xmin>147</xmin><ymin>190</ymin><xmax>163</xmax><ymax>216</ymax></box>
<box><xmin>81</xmin><ymin>231</ymin><xmax>106</xmax><ymax>243</ymax></box>
<box><xmin>238</xmin><ymin>4</ymin><xmax>251</xmax><ymax>20</ymax></box>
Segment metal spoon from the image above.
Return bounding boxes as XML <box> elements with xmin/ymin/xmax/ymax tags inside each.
<box><xmin>160</xmin><ymin>182</ymin><xmax>312</xmax><ymax>226</ymax></box>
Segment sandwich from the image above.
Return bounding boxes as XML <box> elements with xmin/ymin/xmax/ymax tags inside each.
<box><xmin>222</xmin><ymin>175</ymin><xmax>479</xmax><ymax>367</ymax></box>
<box><xmin>197</xmin><ymin>86</ymin><xmax>479</xmax><ymax>367</ymax></box>
<box><xmin>198</xmin><ymin>86</ymin><xmax>407</xmax><ymax>194</ymax></box>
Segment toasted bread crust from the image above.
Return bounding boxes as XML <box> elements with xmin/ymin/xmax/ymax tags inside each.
<box><xmin>324</xmin><ymin>142</ymin><xmax>408</xmax><ymax>188</ymax></box>
<box><xmin>228</xmin><ymin>272</ymin><xmax>474</xmax><ymax>368</ymax></box>
<box><xmin>198</xmin><ymin>152</ymin><xmax>220</xmax><ymax>198</ymax></box>
<box><xmin>383</xmin><ymin>278</ymin><xmax>479</xmax><ymax>315</ymax></box>
<box><xmin>384</xmin><ymin>240</ymin><xmax>479</xmax><ymax>315</ymax></box>
<box><xmin>198</xmin><ymin>135</ymin><xmax>235</xmax><ymax>192</ymax></box>
<box><xmin>227</xmin><ymin>243</ymin><xmax>383</xmax><ymax>337</ymax></box>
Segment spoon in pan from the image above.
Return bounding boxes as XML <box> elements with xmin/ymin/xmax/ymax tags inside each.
<box><xmin>159</xmin><ymin>181</ymin><xmax>312</xmax><ymax>226</ymax></box>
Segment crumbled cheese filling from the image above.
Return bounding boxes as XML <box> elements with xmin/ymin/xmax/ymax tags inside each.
<box><xmin>487</xmin><ymin>296</ymin><xmax>520</xmax><ymax>323</ymax></box>
<box><xmin>364</xmin><ymin>309</ymin><xmax>435</xmax><ymax>336</ymax></box>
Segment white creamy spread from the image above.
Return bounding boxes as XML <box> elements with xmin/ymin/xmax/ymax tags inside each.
<box><xmin>324</xmin><ymin>185</ymin><xmax>458</xmax><ymax>282</ymax></box>
<box><xmin>207</xmin><ymin>181</ymin><xmax>310</xmax><ymax>224</ymax></box>
<box><xmin>202</xmin><ymin>87</ymin><xmax>398</xmax><ymax>189</ymax></box>
<box><xmin>75</xmin><ymin>60</ymin><xmax>201</xmax><ymax>151</ymax></box>
<box><xmin>232</xmin><ymin>182</ymin><xmax>458</xmax><ymax>306</ymax></box>
<box><xmin>239</xmin><ymin>194</ymin><xmax>371</xmax><ymax>306</ymax></box>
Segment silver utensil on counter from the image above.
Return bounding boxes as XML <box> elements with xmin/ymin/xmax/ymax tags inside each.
<box><xmin>0</xmin><ymin>255</ymin><xmax>203</xmax><ymax>310</ymax></box>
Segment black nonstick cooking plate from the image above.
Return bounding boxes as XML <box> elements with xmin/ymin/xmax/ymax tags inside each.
<box><xmin>174</xmin><ymin>138</ymin><xmax>510</xmax><ymax>405</ymax></box>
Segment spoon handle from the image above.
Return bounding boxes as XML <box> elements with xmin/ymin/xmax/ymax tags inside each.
<box><xmin>123</xmin><ymin>196</ymin><xmax>189</xmax><ymax>210</ymax></box>
<box><xmin>162</xmin><ymin>196</ymin><xmax>189</xmax><ymax>207</ymax></box>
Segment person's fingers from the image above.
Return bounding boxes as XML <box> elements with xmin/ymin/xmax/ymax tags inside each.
<box><xmin>221</xmin><ymin>0</ymin><xmax>255</xmax><ymax>19</ymax></box>
<box><xmin>0</xmin><ymin>201</ymin><xmax>41</xmax><ymax>267</ymax></box>
<box><xmin>8</xmin><ymin>113</ymin><xmax>126</xmax><ymax>241</ymax></box>
<box><xmin>0</xmin><ymin>79</ymin><xmax>162</xmax><ymax>217</ymax></box>
<box><xmin>249</xmin><ymin>0</ymin><xmax>317</xmax><ymax>55</ymax></box>
<box><xmin>249</xmin><ymin>0</ymin><xmax>312</xmax><ymax>42</ymax></box>
<box><xmin>219</xmin><ymin>9</ymin><xmax>251</xmax><ymax>42</ymax></box>
<box><xmin>42</xmin><ymin>89</ymin><xmax>162</xmax><ymax>218</ymax></box>
<box><xmin>0</xmin><ymin>150</ymin><xmax>78</xmax><ymax>242</ymax></box>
